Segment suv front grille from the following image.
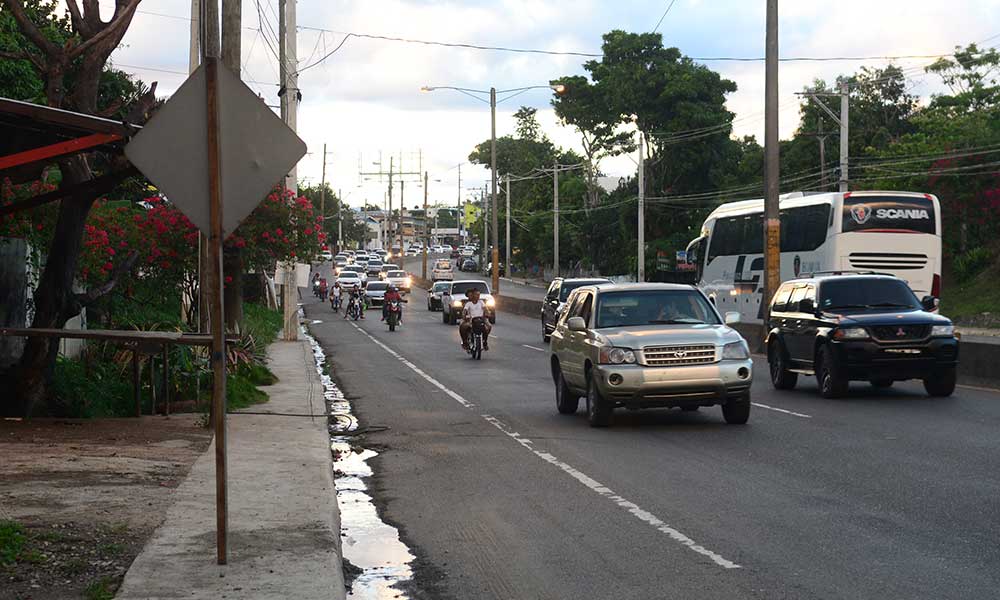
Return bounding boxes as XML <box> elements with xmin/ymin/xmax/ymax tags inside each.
<box><xmin>642</xmin><ymin>344</ymin><xmax>716</xmax><ymax>366</ymax></box>
<box><xmin>849</xmin><ymin>252</ymin><xmax>928</xmax><ymax>271</ymax></box>
<box><xmin>870</xmin><ymin>325</ymin><xmax>929</xmax><ymax>342</ymax></box>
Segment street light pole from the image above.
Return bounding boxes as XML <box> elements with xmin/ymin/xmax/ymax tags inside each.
<box><xmin>490</xmin><ymin>87</ymin><xmax>500</xmax><ymax>294</ymax></box>
<box><xmin>422</xmin><ymin>171</ymin><xmax>429</xmax><ymax>280</ymax></box>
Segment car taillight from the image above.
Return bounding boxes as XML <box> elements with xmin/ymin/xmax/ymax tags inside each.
<box><xmin>931</xmin><ymin>273</ymin><xmax>941</xmax><ymax>299</ymax></box>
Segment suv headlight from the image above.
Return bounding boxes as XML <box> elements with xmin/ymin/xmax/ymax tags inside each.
<box><xmin>834</xmin><ymin>327</ymin><xmax>868</xmax><ymax>340</ymax></box>
<box><xmin>722</xmin><ymin>340</ymin><xmax>750</xmax><ymax>360</ymax></box>
<box><xmin>452</xmin><ymin>300</ymin><xmax>463</xmax><ymax>307</ymax></box>
<box><xmin>599</xmin><ymin>347</ymin><xmax>636</xmax><ymax>365</ymax></box>
<box><xmin>485</xmin><ymin>298</ymin><xmax>495</xmax><ymax>307</ymax></box>
<box><xmin>931</xmin><ymin>324</ymin><xmax>954</xmax><ymax>337</ymax></box>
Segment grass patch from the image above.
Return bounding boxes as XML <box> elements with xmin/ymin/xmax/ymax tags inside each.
<box><xmin>244</xmin><ymin>362</ymin><xmax>278</xmax><ymax>386</ymax></box>
<box><xmin>244</xmin><ymin>302</ymin><xmax>283</xmax><ymax>348</ymax></box>
<box><xmin>226</xmin><ymin>373</ymin><xmax>269</xmax><ymax>410</ymax></box>
<box><xmin>941</xmin><ymin>268</ymin><xmax>1000</xmax><ymax>325</ymax></box>
<box><xmin>0</xmin><ymin>520</ymin><xmax>26</xmax><ymax>567</ymax></box>
<box><xmin>83</xmin><ymin>576</ymin><xmax>117</xmax><ymax>600</ymax></box>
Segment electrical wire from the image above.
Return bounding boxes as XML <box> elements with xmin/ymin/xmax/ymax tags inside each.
<box><xmin>651</xmin><ymin>0</ymin><xmax>679</xmax><ymax>34</ymax></box>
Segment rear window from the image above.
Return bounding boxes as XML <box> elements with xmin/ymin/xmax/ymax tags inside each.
<box><xmin>435</xmin><ymin>260</ymin><xmax>452</xmax><ymax>269</ymax></box>
<box><xmin>819</xmin><ymin>278</ymin><xmax>919</xmax><ymax>311</ymax></box>
<box><xmin>559</xmin><ymin>280</ymin><xmax>610</xmax><ymax>302</ymax></box>
<box><xmin>595</xmin><ymin>290</ymin><xmax>720</xmax><ymax>328</ymax></box>
<box><xmin>842</xmin><ymin>195</ymin><xmax>935</xmax><ymax>234</ymax></box>
<box><xmin>451</xmin><ymin>282</ymin><xmax>489</xmax><ymax>295</ymax></box>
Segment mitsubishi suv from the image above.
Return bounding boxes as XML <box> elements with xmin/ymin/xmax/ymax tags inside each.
<box><xmin>765</xmin><ymin>273</ymin><xmax>959</xmax><ymax>398</ymax></box>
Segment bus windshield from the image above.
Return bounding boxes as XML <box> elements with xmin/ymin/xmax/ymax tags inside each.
<box><xmin>842</xmin><ymin>195</ymin><xmax>936</xmax><ymax>234</ymax></box>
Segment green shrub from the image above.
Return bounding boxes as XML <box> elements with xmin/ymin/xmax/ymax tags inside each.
<box><xmin>953</xmin><ymin>247</ymin><xmax>994</xmax><ymax>283</ymax></box>
<box><xmin>0</xmin><ymin>520</ymin><xmax>26</xmax><ymax>567</ymax></box>
<box><xmin>51</xmin><ymin>356</ymin><xmax>133</xmax><ymax>418</ymax></box>
<box><xmin>244</xmin><ymin>302</ymin><xmax>283</xmax><ymax>350</ymax></box>
<box><xmin>226</xmin><ymin>373</ymin><xmax>269</xmax><ymax>410</ymax></box>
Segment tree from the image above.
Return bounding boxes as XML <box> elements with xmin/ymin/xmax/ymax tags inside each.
<box><xmin>2</xmin><ymin>0</ymin><xmax>154</xmax><ymax>416</ymax></box>
<box><xmin>298</xmin><ymin>183</ymin><xmax>367</xmax><ymax>249</ymax></box>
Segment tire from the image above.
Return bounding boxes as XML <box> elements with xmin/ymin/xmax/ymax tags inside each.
<box><xmin>924</xmin><ymin>367</ymin><xmax>956</xmax><ymax>397</ymax></box>
<box><xmin>586</xmin><ymin>374</ymin><xmax>612</xmax><ymax>428</ymax></box>
<box><xmin>870</xmin><ymin>379</ymin><xmax>893</xmax><ymax>388</ymax></box>
<box><xmin>817</xmin><ymin>346</ymin><xmax>848</xmax><ymax>398</ymax></box>
<box><xmin>722</xmin><ymin>394</ymin><xmax>751</xmax><ymax>424</ymax></box>
<box><xmin>389</xmin><ymin>322</ymin><xmax>396</xmax><ymax>332</ymax></box>
<box><xmin>489</xmin><ymin>315</ymin><xmax>496</xmax><ymax>325</ymax></box>
<box><xmin>768</xmin><ymin>340</ymin><xmax>798</xmax><ymax>390</ymax></box>
<box><xmin>555</xmin><ymin>369</ymin><xmax>579</xmax><ymax>415</ymax></box>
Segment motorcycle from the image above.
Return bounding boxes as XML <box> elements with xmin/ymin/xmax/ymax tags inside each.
<box><xmin>346</xmin><ymin>298</ymin><xmax>361</xmax><ymax>321</ymax></box>
<box><xmin>467</xmin><ymin>316</ymin><xmax>486</xmax><ymax>360</ymax></box>
<box><xmin>312</xmin><ymin>279</ymin><xmax>321</xmax><ymax>297</ymax></box>
<box><xmin>385</xmin><ymin>299</ymin><xmax>403</xmax><ymax>332</ymax></box>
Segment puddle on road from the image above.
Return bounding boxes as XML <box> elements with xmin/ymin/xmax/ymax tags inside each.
<box><xmin>304</xmin><ymin>328</ymin><xmax>415</xmax><ymax>599</ymax></box>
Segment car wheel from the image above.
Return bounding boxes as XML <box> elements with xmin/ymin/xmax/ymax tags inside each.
<box><xmin>924</xmin><ymin>367</ymin><xmax>956</xmax><ymax>397</ymax></box>
<box><xmin>555</xmin><ymin>368</ymin><xmax>579</xmax><ymax>415</ymax></box>
<box><xmin>817</xmin><ymin>346</ymin><xmax>848</xmax><ymax>398</ymax></box>
<box><xmin>586</xmin><ymin>374</ymin><xmax>612</xmax><ymax>428</ymax></box>
<box><xmin>870</xmin><ymin>379</ymin><xmax>893</xmax><ymax>388</ymax></box>
<box><xmin>768</xmin><ymin>340</ymin><xmax>798</xmax><ymax>390</ymax></box>
<box><xmin>722</xmin><ymin>393</ymin><xmax>751</xmax><ymax>424</ymax></box>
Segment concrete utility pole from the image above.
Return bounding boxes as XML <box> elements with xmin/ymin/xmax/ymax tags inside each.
<box><xmin>278</xmin><ymin>0</ymin><xmax>298</xmax><ymax>192</ymax></box>
<box><xmin>637</xmin><ymin>132</ymin><xmax>645</xmax><ymax>283</ymax></box>
<box><xmin>191</xmin><ymin>0</ymin><xmax>209</xmax><ymax>332</ymax></box>
<box><xmin>457</xmin><ymin>164</ymin><xmax>462</xmax><ymax>242</ymax></box>
<box><xmin>839</xmin><ymin>81</ymin><xmax>849</xmax><ymax>193</ymax></box>
<box><xmin>388</xmin><ymin>157</ymin><xmax>394</xmax><ymax>250</ymax></box>
<box><xmin>422</xmin><ymin>171</ymin><xmax>429</xmax><ymax>280</ymax></box>
<box><xmin>319</xmin><ymin>143</ymin><xmax>327</xmax><ymax>244</ymax></box>
<box><xmin>490</xmin><ymin>87</ymin><xmax>500</xmax><ymax>294</ymax></box>
<box><xmin>337</xmin><ymin>188</ymin><xmax>342</xmax><ymax>252</ymax></box>
<box><xmin>763</xmin><ymin>0</ymin><xmax>781</xmax><ymax>318</ymax></box>
<box><xmin>505</xmin><ymin>175</ymin><xmax>510</xmax><ymax>280</ymax></box>
<box><xmin>188</xmin><ymin>0</ymin><xmax>200</xmax><ymax>73</ymax></box>
<box><xmin>399</xmin><ymin>180</ymin><xmax>405</xmax><ymax>252</ymax></box>
<box><xmin>481</xmin><ymin>187</ymin><xmax>487</xmax><ymax>268</ymax></box>
<box><xmin>553</xmin><ymin>162</ymin><xmax>559</xmax><ymax>279</ymax></box>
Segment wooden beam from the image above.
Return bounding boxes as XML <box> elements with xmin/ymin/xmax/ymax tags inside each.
<box><xmin>0</xmin><ymin>132</ymin><xmax>121</xmax><ymax>171</ymax></box>
<box><xmin>0</xmin><ymin>97</ymin><xmax>140</xmax><ymax>136</ymax></box>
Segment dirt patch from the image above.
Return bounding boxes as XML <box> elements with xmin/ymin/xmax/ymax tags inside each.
<box><xmin>0</xmin><ymin>416</ymin><xmax>211</xmax><ymax>599</ymax></box>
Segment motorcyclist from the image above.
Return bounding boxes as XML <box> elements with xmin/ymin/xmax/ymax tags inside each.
<box><xmin>382</xmin><ymin>285</ymin><xmax>403</xmax><ymax>323</ymax></box>
<box><xmin>344</xmin><ymin>283</ymin><xmax>365</xmax><ymax>319</ymax></box>
<box><xmin>330</xmin><ymin>281</ymin><xmax>342</xmax><ymax>311</ymax></box>
<box><xmin>460</xmin><ymin>288</ymin><xmax>491</xmax><ymax>351</ymax></box>
<box><xmin>312</xmin><ymin>273</ymin><xmax>321</xmax><ymax>296</ymax></box>
<box><xmin>318</xmin><ymin>277</ymin><xmax>328</xmax><ymax>301</ymax></box>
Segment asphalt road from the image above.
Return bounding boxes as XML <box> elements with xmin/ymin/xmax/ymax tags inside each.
<box><xmin>306</xmin><ymin>264</ymin><xmax>1000</xmax><ymax>600</ymax></box>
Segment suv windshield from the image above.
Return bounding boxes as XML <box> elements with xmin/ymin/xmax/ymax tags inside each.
<box><xmin>388</xmin><ymin>271</ymin><xmax>406</xmax><ymax>277</ymax></box>
<box><xmin>560</xmin><ymin>280</ymin><xmax>609</xmax><ymax>302</ymax></box>
<box><xmin>451</xmin><ymin>282</ymin><xmax>489</xmax><ymax>296</ymax></box>
<box><xmin>433</xmin><ymin>282</ymin><xmax>449</xmax><ymax>292</ymax></box>
<box><xmin>596</xmin><ymin>290</ymin><xmax>719</xmax><ymax>328</ymax></box>
<box><xmin>366</xmin><ymin>282</ymin><xmax>387</xmax><ymax>291</ymax></box>
<box><xmin>820</xmin><ymin>279</ymin><xmax>919</xmax><ymax>311</ymax></box>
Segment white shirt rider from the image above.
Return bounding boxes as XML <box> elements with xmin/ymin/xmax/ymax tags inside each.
<box><xmin>463</xmin><ymin>297</ymin><xmax>486</xmax><ymax>319</ymax></box>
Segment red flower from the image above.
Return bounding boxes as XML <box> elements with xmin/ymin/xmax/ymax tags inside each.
<box><xmin>36</xmin><ymin>223</ymin><xmax>44</xmax><ymax>231</ymax></box>
<box><xmin>106</xmin><ymin>247</ymin><xmax>116</xmax><ymax>256</ymax></box>
<box><xmin>102</xmin><ymin>262</ymin><xmax>113</xmax><ymax>271</ymax></box>
<box><xmin>224</xmin><ymin>275</ymin><xmax>233</xmax><ymax>284</ymax></box>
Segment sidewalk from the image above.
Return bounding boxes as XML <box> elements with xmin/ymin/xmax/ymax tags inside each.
<box><xmin>117</xmin><ymin>341</ymin><xmax>345</xmax><ymax>600</ymax></box>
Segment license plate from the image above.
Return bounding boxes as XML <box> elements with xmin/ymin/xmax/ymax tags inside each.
<box><xmin>885</xmin><ymin>348</ymin><xmax>922</xmax><ymax>355</ymax></box>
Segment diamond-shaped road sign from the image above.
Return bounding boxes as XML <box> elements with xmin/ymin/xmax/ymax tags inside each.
<box><xmin>125</xmin><ymin>62</ymin><xmax>306</xmax><ymax>236</ymax></box>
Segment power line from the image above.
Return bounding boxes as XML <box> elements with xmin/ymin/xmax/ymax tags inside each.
<box><xmin>651</xmin><ymin>0</ymin><xmax>679</xmax><ymax>34</ymax></box>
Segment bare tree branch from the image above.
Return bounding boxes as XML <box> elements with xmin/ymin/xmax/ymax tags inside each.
<box><xmin>68</xmin><ymin>0</ymin><xmax>141</xmax><ymax>60</ymax></box>
<box><xmin>1</xmin><ymin>0</ymin><xmax>59</xmax><ymax>57</ymax></box>
<box><xmin>65</xmin><ymin>0</ymin><xmax>92</xmax><ymax>38</ymax></box>
<box><xmin>82</xmin><ymin>0</ymin><xmax>101</xmax><ymax>26</ymax></box>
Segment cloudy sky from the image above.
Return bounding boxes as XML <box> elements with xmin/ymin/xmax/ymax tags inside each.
<box><xmin>108</xmin><ymin>0</ymin><xmax>1000</xmax><ymax>209</ymax></box>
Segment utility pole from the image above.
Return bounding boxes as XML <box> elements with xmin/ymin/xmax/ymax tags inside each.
<box><xmin>399</xmin><ymin>180</ymin><xmax>405</xmax><ymax>252</ymax></box>
<box><xmin>637</xmin><ymin>132</ymin><xmax>645</xmax><ymax>283</ymax></box>
<box><xmin>553</xmin><ymin>162</ymin><xmax>559</xmax><ymax>279</ymax></box>
<box><xmin>800</xmin><ymin>119</ymin><xmax>835</xmax><ymax>190</ymax></box>
<box><xmin>763</xmin><ymin>0</ymin><xmax>781</xmax><ymax>321</ymax></box>
<box><xmin>490</xmin><ymin>87</ymin><xmax>500</xmax><ymax>294</ymax></box>
<box><xmin>319</xmin><ymin>143</ymin><xmax>326</xmax><ymax>246</ymax></box>
<box><xmin>422</xmin><ymin>171</ymin><xmax>429</xmax><ymax>280</ymax></box>
<box><xmin>388</xmin><ymin>156</ymin><xmax>394</xmax><ymax>251</ymax></box>
<box><xmin>278</xmin><ymin>0</ymin><xmax>299</xmax><ymax>191</ymax></box>
<box><xmin>191</xmin><ymin>0</ymin><xmax>209</xmax><ymax>332</ymax></box>
<box><xmin>337</xmin><ymin>188</ymin><xmax>343</xmax><ymax>252</ymax></box>
<box><xmin>481</xmin><ymin>187</ymin><xmax>487</xmax><ymax>268</ymax></box>
<box><xmin>457</xmin><ymin>163</ymin><xmax>463</xmax><ymax>243</ymax></box>
<box><xmin>505</xmin><ymin>175</ymin><xmax>510</xmax><ymax>281</ymax></box>
<box><xmin>839</xmin><ymin>81</ymin><xmax>849</xmax><ymax>192</ymax></box>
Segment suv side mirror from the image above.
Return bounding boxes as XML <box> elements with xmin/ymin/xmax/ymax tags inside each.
<box><xmin>921</xmin><ymin>295</ymin><xmax>939</xmax><ymax>311</ymax></box>
<box><xmin>724</xmin><ymin>311</ymin><xmax>741</xmax><ymax>325</ymax></box>
<box><xmin>567</xmin><ymin>316</ymin><xmax>587</xmax><ymax>332</ymax></box>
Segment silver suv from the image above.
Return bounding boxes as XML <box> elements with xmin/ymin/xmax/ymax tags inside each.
<box><xmin>549</xmin><ymin>283</ymin><xmax>753</xmax><ymax>427</ymax></box>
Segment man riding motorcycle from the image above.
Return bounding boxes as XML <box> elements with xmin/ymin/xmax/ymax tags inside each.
<box><xmin>312</xmin><ymin>273</ymin><xmax>321</xmax><ymax>297</ymax></box>
<box><xmin>382</xmin><ymin>285</ymin><xmax>403</xmax><ymax>323</ymax></box>
<box><xmin>460</xmin><ymin>288</ymin><xmax>491</xmax><ymax>351</ymax></box>
<box><xmin>330</xmin><ymin>281</ymin><xmax>342</xmax><ymax>311</ymax></box>
<box><xmin>344</xmin><ymin>283</ymin><xmax>366</xmax><ymax>319</ymax></box>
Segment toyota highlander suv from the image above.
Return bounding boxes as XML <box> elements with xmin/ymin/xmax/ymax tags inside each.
<box><xmin>441</xmin><ymin>280</ymin><xmax>496</xmax><ymax>325</ymax></box>
<box><xmin>765</xmin><ymin>273</ymin><xmax>959</xmax><ymax>398</ymax></box>
<box><xmin>549</xmin><ymin>283</ymin><xmax>752</xmax><ymax>427</ymax></box>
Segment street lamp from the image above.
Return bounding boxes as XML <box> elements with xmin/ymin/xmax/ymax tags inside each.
<box><xmin>421</xmin><ymin>83</ymin><xmax>566</xmax><ymax>294</ymax></box>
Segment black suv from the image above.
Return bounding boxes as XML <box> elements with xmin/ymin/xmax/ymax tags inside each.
<box><xmin>541</xmin><ymin>277</ymin><xmax>611</xmax><ymax>342</ymax></box>
<box><xmin>766</xmin><ymin>273</ymin><xmax>958</xmax><ymax>398</ymax></box>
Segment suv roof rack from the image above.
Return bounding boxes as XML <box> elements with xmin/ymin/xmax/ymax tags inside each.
<box><xmin>799</xmin><ymin>270</ymin><xmax>894</xmax><ymax>278</ymax></box>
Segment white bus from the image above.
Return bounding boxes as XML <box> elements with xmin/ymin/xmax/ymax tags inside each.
<box><xmin>686</xmin><ymin>191</ymin><xmax>942</xmax><ymax>323</ymax></box>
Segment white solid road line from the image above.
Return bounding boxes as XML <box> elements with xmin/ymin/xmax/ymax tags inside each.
<box><xmin>751</xmin><ymin>402</ymin><xmax>812</xmax><ymax>419</ymax></box>
<box><xmin>347</xmin><ymin>321</ymin><xmax>742</xmax><ymax>570</ymax></box>
<box><xmin>522</xmin><ymin>344</ymin><xmax>546</xmax><ymax>352</ymax></box>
